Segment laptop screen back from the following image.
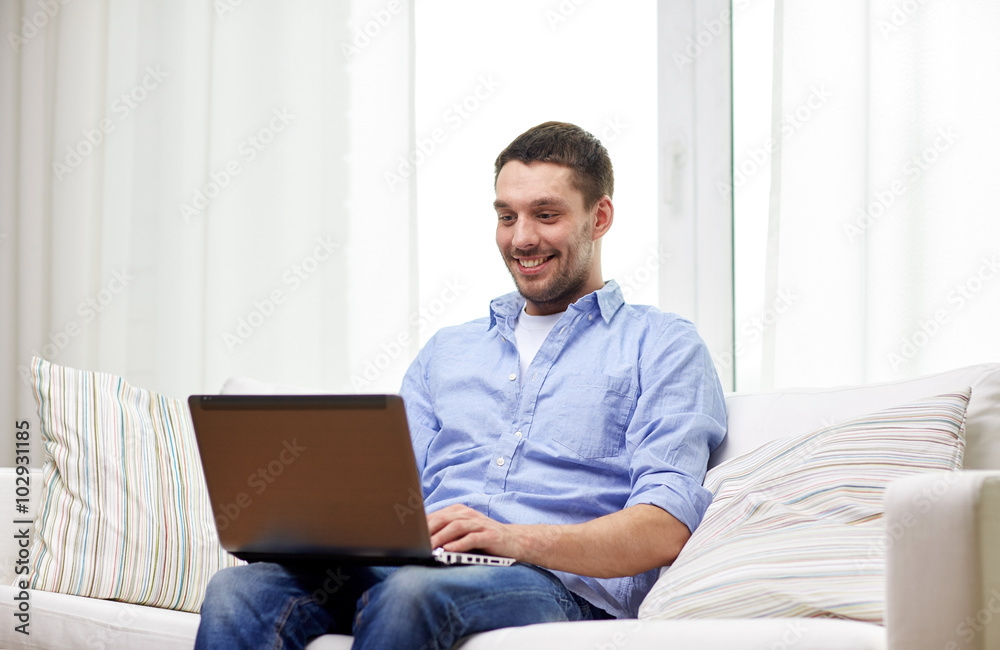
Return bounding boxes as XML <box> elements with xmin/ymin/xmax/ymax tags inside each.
<box><xmin>188</xmin><ymin>394</ymin><xmax>432</xmax><ymax>562</ymax></box>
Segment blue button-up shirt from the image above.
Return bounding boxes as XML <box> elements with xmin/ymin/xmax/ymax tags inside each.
<box><xmin>400</xmin><ymin>280</ymin><xmax>727</xmax><ymax>618</ymax></box>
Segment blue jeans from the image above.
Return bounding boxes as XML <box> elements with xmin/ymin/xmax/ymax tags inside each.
<box><xmin>195</xmin><ymin>561</ymin><xmax>611</xmax><ymax>650</ymax></box>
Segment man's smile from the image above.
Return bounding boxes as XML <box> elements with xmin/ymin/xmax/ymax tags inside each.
<box><xmin>514</xmin><ymin>255</ymin><xmax>554</xmax><ymax>274</ymax></box>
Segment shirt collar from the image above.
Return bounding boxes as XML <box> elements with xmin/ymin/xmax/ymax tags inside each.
<box><xmin>488</xmin><ymin>280</ymin><xmax>625</xmax><ymax>330</ymax></box>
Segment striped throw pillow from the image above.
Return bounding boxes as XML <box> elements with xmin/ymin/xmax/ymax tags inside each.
<box><xmin>27</xmin><ymin>357</ymin><xmax>244</xmax><ymax>612</ymax></box>
<box><xmin>638</xmin><ymin>390</ymin><xmax>970</xmax><ymax>622</ymax></box>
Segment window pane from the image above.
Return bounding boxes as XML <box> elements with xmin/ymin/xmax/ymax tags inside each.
<box><xmin>732</xmin><ymin>0</ymin><xmax>774</xmax><ymax>391</ymax></box>
<box><xmin>733</xmin><ymin>2</ymin><xmax>1000</xmax><ymax>390</ymax></box>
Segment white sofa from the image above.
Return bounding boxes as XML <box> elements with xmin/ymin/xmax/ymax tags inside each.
<box><xmin>3</xmin><ymin>363</ymin><xmax>999</xmax><ymax>650</ymax></box>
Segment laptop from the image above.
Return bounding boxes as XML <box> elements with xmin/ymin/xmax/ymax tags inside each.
<box><xmin>188</xmin><ymin>394</ymin><xmax>515</xmax><ymax>568</ymax></box>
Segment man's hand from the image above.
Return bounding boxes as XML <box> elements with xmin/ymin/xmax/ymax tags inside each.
<box><xmin>425</xmin><ymin>503</ymin><xmax>691</xmax><ymax>579</ymax></box>
<box><xmin>427</xmin><ymin>504</ymin><xmax>530</xmax><ymax>559</ymax></box>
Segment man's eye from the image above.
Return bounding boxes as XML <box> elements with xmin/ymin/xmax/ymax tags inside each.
<box><xmin>498</xmin><ymin>214</ymin><xmax>514</xmax><ymax>222</ymax></box>
<box><xmin>538</xmin><ymin>213</ymin><xmax>555</xmax><ymax>220</ymax></box>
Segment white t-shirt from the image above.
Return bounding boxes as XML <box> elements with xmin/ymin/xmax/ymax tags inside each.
<box><xmin>513</xmin><ymin>307</ymin><xmax>564</xmax><ymax>382</ymax></box>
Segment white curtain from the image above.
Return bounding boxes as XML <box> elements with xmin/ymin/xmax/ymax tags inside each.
<box><xmin>744</xmin><ymin>0</ymin><xmax>1000</xmax><ymax>390</ymax></box>
<box><xmin>1</xmin><ymin>0</ymin><xmax>415</xmax><ymax>465</ymax></box>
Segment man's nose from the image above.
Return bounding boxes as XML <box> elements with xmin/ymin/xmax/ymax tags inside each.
<box><xmin>511</xmin><ymin>217</ymin><xmax>538</xmax><ymax>250</ymax></box>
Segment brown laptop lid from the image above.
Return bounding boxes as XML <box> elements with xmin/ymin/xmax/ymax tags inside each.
<box><xmin>188</xmin><ymin>394</ymin><xmax>433</xmax><ymax>563</ymax></box>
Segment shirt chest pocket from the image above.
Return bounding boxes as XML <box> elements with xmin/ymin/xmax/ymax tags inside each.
<box><xmin>549</xmin><ymin>374</ymin><xmax>637</xmax><ymax>459</ymax></box>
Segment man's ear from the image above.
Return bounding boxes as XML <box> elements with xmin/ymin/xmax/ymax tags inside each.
<box><xmin>592</xmin><ymin>195</ymin><xmax>614</xmax><ymax>241</ymax></box>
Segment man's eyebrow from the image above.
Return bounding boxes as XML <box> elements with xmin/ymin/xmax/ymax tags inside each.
<box><xmin>492</xmin><ymin>197</ymin><xmax>570</xmax><ymax>210</ymax></box>
<box><xmin>531</xmin><ymin>197</ymin><xmax>570</xmax><ymax>208</ymax></box>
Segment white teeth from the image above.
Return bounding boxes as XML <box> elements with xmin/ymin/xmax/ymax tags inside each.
<box><xmin>520</xmin><ymin>258</ymin><xmax>546</xmax><ymax>268</ymax></box>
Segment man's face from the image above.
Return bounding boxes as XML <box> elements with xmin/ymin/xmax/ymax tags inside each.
<box><xmin>494</xmin><ymin>161</ymin><xmax>602</xmax><ymax>315</ymax></box>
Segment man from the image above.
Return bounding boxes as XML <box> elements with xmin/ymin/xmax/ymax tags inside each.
<box><xmin>196</xmin><ymin>121</ymin><xmax>727</xmax><ymax>649</ymax></box>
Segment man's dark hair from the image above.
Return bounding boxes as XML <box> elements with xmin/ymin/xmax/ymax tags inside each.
<box><xmin>494</xmin><ymin>121</ymin><xmax>614</xmax><ymax>208</ymax></box>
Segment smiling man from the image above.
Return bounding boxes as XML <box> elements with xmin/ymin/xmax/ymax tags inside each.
<box><xmin>196</xmin><ymin>121</ymin><xmax>727</xmax><ymax>650</ymax></box>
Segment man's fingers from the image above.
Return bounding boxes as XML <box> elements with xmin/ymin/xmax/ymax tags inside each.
<box><xmin>430</xmin><ymin>517</ymin><xmax>488</xmax><ymax>549</ymax></box>
<box><xmin>426</xmin><ymin>505</ymin><xmax>458</xmax><ymax>534</ymax></box>
<box><xmin>426</xmin><ymin>511</ymin><xmax>448</xmax><ymax>535</ymax></box>
<box><xmin>426</xmin><ymin>504</ymin><xmax>482</xmax><ymax>535</ymax></box>
<box><xmin>443</xmin><ymin>530</ymin><xmax>486</xmax><ymax>553</ymax></box>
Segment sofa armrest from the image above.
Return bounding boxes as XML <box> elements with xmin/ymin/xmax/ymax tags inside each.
<box><xmin>886</xmin><ymin>470</ymin><xmax>1000</xmax><ymax>650</ymax></box>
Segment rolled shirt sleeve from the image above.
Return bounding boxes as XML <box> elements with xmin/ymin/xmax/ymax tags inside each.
<box><xmin>624</xmin><ymin>317</ymin><xmax>727</xmax><ymax>532</ymax></box>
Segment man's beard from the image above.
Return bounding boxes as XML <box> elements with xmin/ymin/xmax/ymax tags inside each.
<box><xmin>505</xmin><ymin>229</ymin><xmax>593</xmax><ymax>309</ymax></box>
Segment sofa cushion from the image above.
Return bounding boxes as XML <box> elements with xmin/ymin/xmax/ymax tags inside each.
<box><xmin>0</xmin><ymin>584</ymin><xmax>201</xmax><ymax>650</ymax></box>
<box><xmin>455</xmin><ymin>618</ymin><xmax>885</xmax><ymax>650</ymax></box>
<box><xmin>0</xmin><ymin>583</ymin><xmax>357</xmax><ymax>650</ymax></box>
<box><xmin>0</xmin><ymin>584</ymin><xmax>884</xmax><ymax>650</ymax></box>
<box><xmin>639</xmin><ymin>390</ymin><xmax>969</xmax><ymax>622</ymax></box>
<box><xmin>26</xmin><ymin>357</ymin><xmax>243</xmax><ymax>613</ymax></box>
<box><xmin>715</xmin><ymin>362</ymin><xmax>1000</xmax><ymax>470</ymax></box>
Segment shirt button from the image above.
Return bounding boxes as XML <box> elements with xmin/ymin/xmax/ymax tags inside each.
<box><xmin>588</xmin><ymin>314</ymin><xmax>593</xmax><ymax>321</ymax></box>
<box><xmin>514</xmin><ymin>430</ymin><xmax>522</xmax><ymax>438</ymax></box>
<box><xmin>508</xmin><ymin>373</ymin><xmax>516</xmax><ymax>381</ymax></box>
<box><xmin>496</xmin><ymin>457</ymin><xmax>505</xmax><ymax>466</ymax></box>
